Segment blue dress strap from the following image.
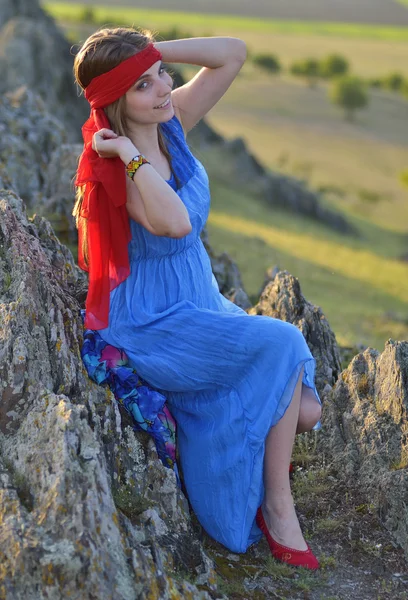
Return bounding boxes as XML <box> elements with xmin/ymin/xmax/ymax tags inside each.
<box><xmin>160</xmin><ymin>114</ymin><xmax>196</xmax><ymax>189</ymax></box>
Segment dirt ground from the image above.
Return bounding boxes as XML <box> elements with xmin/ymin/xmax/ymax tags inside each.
<box><xmin>186</xmin><ymin>434</ymin><xmax>408</xmax><ymax>600</ymax></box>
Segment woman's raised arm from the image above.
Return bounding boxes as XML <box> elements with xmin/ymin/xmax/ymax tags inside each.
<box><xmin>155</xmin><ymin>37</ymin><xmax>247</xmax><ymax>134</ymax></box>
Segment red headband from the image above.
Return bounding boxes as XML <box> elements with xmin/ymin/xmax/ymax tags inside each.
<box><xmin>75</xmin><ymin>43</ymin><xmax>163</xmax><ymax>330</ymax></box>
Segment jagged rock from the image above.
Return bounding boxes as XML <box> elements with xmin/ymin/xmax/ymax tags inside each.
<box><xmin>40</xmin><ymin>142</ymin><xmax>83</xmax><ymax>244</ymax></box>
<box><xmin>0</xmin><ymin>190</ymin><xmax>219</xmax><ymax>599</ymax></box>
<box><xmin>257</xmin><ymin>265</ymin><xmax>281</xmax><ymax>299</ymax></box>
<box><xmin>201</xmin><ymin>231</ymin><xmax>249</xmax><ymax>299</ymax></box>
<box><xmin>318</xmin><ymin>341</ymin><xmax>408</xmax><ymax>559</ymax></box>
<box><xmin>0</xmin><ymin>0</ymin><xmax>43</xmax><ymax>26</ymax></box>
<box><xmin>248</xmin><ymin>269</ymin><xmax>342</xmax><ymax>393</ymax></box>
<box><xmin>223</xmin><ymin>287</ymin><xmax>252</xmax><ymax>311</ymax></box>
<box><xmin>0</xmin><ymin>5</ymin><xmax>89</xmax><ymax>142</ymax></box>
<box><xmin>0</xmin><ymin>87</ymin><xmax>65</xmax><ymax>207</ymax></box>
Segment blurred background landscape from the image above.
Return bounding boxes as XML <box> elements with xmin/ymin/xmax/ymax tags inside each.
<box><xmin>41</xmin><ymin>0</ymin><xmax>408</xmax><ymax>350</ymax></box>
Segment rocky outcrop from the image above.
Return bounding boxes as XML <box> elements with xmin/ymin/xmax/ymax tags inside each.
<box><xmin>42</xmin><ymin>142</ymin><xmax>84</xmax><ymax>246</ymax></box>
<box><xmin>248</xmin><ymin>267</ymin><xmax>342</xmax><ymax>394</ymax></box>
<box><xmin>2</xmin><ymin>3</ymin><xmax>407</xmax><ymax>586</ymax></box>
<box><xmin>200</xmin><ymin>226</ymin><xmax>251</xmax><ymax>308</ymax></box>
<box><xmin>319</xmin><ymin>342</ymin><xmax>408</xmax><ymax>558</ymax></box>
<box><xmin>0</xmin><ymin>190</ymin><xmax>218</xmax><ymax>599</ymax></box>
<box><xmin>0</xmin><ymin>87</ymin><xmax>66</xmax><ymax>208</ymax></box>
<box><xmin>0</xmin><ymin>0</ymin><xmax>44</xmax><ymax>25</ymax></box>
<box><xmin>0</xmin><ymin>0</ymin><xmax>89</xmax><ymax>142</ymax></box>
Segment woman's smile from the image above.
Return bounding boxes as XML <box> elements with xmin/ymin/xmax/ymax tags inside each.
<box><xmin>154</xmin><ymin>97</ymin><xmax>172</xmax><ymax>109</ymax></box>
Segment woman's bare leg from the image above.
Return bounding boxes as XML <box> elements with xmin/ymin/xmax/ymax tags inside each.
<box><xmin>262</xmin><ymin>365</ymin><xmax>307</xmax><ymax>550</ymax></box>
<box><xmin>296</xmin><ymin>384</ymin><xmax>322</xmax><ymax>434</ymax></box>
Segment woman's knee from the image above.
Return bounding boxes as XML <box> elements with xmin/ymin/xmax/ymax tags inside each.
<box><xmin>298</xmin><ymin>389</ymin><xmax>322</xmax><ymax>432</ymax></box>
<box><xmin>309</xmin><ymin>399</ymin><xmax>322</xmax><ymax>427</ymax></box>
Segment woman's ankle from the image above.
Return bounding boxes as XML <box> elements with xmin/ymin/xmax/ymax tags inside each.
<box><xmin>262</xmin><ymin>494</ymin><xmax>295</xmax><ymax>520</ymax></box>
<box><xmin>261</xmin><ymin>500</ymin><xmax>308</xmax><ymax>550</ymax></box>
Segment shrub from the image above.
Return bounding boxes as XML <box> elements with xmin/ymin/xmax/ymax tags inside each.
<box><xmin>402</xmin><ymin>80</ymin><xmax>408</xmax><ymax>100</ymax></box>
<box><xmin>79</xmin><ymin>7</ymin><xmax>96</xmax><ymax>23</ymax></box>
<box><xmin>290</xmin><ymin>58</ymin><xmax>320</xmax><ymax>87</ymax></box>
<box><xmin>329</xmin><ymin>76</ymin><xmax>369</xmax><ymax>121</ymax></box>
<box><xmin>319</xmin><ymin>53</ymin><xmax>349</xmax><ymax>79</ymax></box>
<box><xmin>382</xmin><ymin>71</ymin><xmax>405</xmax><ymax>92</ymax></box>
<box><xmin>158</xmin><ymin>26</ymin><xmax>193</xmax><ymax>41</ymax></box>
<box><xmin>252</xmin><ymin>53</ymin><xmax>281</xmax><ymax>74</ymax></box>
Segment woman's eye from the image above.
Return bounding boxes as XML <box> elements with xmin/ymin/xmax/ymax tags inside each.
<box><xmin>137</xmin><ymin>67</ymin><xmax>167</xmax><ymax>90</ymax></box>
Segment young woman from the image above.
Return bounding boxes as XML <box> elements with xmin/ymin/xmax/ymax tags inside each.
<box><xmin>73</xmin><ymin>27</ymin><xmax>322</xmax><ymax>569</ymax></box>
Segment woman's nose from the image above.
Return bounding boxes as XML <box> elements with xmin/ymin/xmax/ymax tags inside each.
<box><xmin>158</xmin><ymin>86</ymin><xmax>172</xmax><ymax>98</ymax></box>
<box><xmin>161</xmin><ymin>73</ymin><xmax>173</xmax><ymax>91</ymax></box>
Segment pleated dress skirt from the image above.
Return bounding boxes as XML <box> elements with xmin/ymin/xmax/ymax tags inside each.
<box><xmin>96</xmin><ymin>114</ymin><xmax>322</xmax><ymax>552</ymax></box>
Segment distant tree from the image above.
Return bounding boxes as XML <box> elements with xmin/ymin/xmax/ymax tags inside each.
<box><xmin>290</xmin><ymin>58</ymin><xmax>320</xmax><ymax>88</ymax></box>
<box><xmin>319</xmin><ymin>54</ymin><xmax>349</xmax><ymax>79</ymax></box>
<box><xmin>252</xmin><ymin>53</ymin><xmax>281</xmax><ymax>74</ymax></box>
<box><xmin>383</xmin><ymin>72</ymin><xmax>405</xmax><ymax>92</ymax></box>
<box><xmin>79</xmin><ymin>7</ymin><xmax>95</xmax><ymax>23</ymax></box>
<box><xmin>402</xmin><ymin>80</ymin><xmax>408</xmax><ymax>100</ymax></box>
<box><xmin>159</xmin><ymin>26</ymin><xmax>193</xmax><ymax>41</ymax></box>
<box><xmin>329</xmin><ymin>76</ymin><xmax>369</xmax><ymax>121</ymax></box>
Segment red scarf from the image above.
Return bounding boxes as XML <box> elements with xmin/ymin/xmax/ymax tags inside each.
<box><xmin>75</xmin><ymin>43</ymin><xmax>163</xmax><ymax>330</ymax></box>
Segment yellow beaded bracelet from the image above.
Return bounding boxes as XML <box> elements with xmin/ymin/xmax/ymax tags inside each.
<box><xmin>125</xmin><ymin>154</ymin><xmax>150</xmax><ymax>180</ymax></box>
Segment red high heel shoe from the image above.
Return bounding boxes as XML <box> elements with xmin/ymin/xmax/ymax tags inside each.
<box><xmin>256</xmin><ymin>506</ymin><xmax>320</xmax><ymax>570</ymax></box>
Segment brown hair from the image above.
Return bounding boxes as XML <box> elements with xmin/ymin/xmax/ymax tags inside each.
<box><xmin>72</xmin><ymin>27</ymin><xmax>177</xmax><ymax>268</ymax></box>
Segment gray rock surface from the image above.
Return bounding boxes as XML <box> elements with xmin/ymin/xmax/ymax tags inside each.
<box><xmin>0</xmin><ymin>87</ymin><xmax>66</xmax><ymax>207</ymax></box>
<box><xmin>42</xmin><ymin>142</ymin><xmax>84</xmax><ymax>245</ymax></box>
<box><xmin>1</xmin><ymin>1</ymin><xmax>407</xmax><ymax>590</ymax></box>
<box><xmin>0</xmin><ymin>2</ymin><xmax>88</xmax><ymax>142</ymax></box>
<box><xmin>0</xmin><ymin>190</ymin><xmax>218</xmax><ymax>599</ymax></box>
<box><xmin>319</xmin><ymin>341</ymin><xmax>408</xmax><ymax>558</ymax></box>
<box><xmin>0</xmin><ymin>0</ymin><xmax>44</xmax><ymax>25</ymax></box>
<box><xmin>248</xmin><ymin>267</ymin><xmax>342</xmax><ymax>394</ymax></box>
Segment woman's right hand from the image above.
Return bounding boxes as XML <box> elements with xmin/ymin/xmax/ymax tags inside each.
<box><xmin>92</xmin><ymin>128</ymin><xmax>135</xmax><ymax>160</ymax></box>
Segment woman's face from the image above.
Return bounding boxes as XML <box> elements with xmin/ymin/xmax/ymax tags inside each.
<box><xmin>125</xmin><ymin>59</ymin><xmax>174</xmax><ymax>125</ymax></box>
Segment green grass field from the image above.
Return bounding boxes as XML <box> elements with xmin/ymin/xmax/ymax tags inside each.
<box><xmin>45</xmin><ymin>2</ymin><xmax>408</xmax><ymax>349</ymax></box>
<box><xmin>44</xmin><ymin>3</ymin><xmax>408</xmax><ymax>41</ymax></box>
<box><xmin>44</xmin><ymin>0</ymin><xmax>408</xmax><ymax>26</ymax></box>
<box><xmin>194</xmin><ymin>143</ymin><xmax>408</xmax><ymax>349</ymax></box>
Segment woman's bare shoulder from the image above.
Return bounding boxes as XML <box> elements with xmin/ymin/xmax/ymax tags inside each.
<box><xmin>170</xmin><ymin>97</ymin><xmax>187</xmax><ymax>140</ymax></box>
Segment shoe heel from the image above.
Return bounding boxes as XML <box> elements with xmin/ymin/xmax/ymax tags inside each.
<box><xmin>256</xmin><ymin>506</ymin><xmax>320</xmax><ymax>570</ymax></box>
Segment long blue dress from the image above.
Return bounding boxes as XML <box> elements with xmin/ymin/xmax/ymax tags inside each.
<box><xmin>97</xmin><ymin>114</ymin><xmax>322</xmax><ymax>553</ymax></box>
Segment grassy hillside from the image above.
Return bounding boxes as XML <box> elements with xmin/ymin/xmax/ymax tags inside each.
<box><xmin>43</xmin><ymin>0</ymin><xmax>408</xmax><ymax>26</ymax></box>
<box><xmin>197</xmin><ymin>64</ymin><xmax>408</xmax><ymax>231</ymax></box>
<box><xmin>193</xmin><ymin>143</ymin><xmax>408</xmax><ymax>350</ymax></box>
<box><xmin>44</xmin><ymin>3</ymin><xmax>408</xmax><ymax>42</ymax></box>
<box><xmin>44</xmin><ymin>3</ymin><xmax>408</xmax><ymax>349</ymax></box>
